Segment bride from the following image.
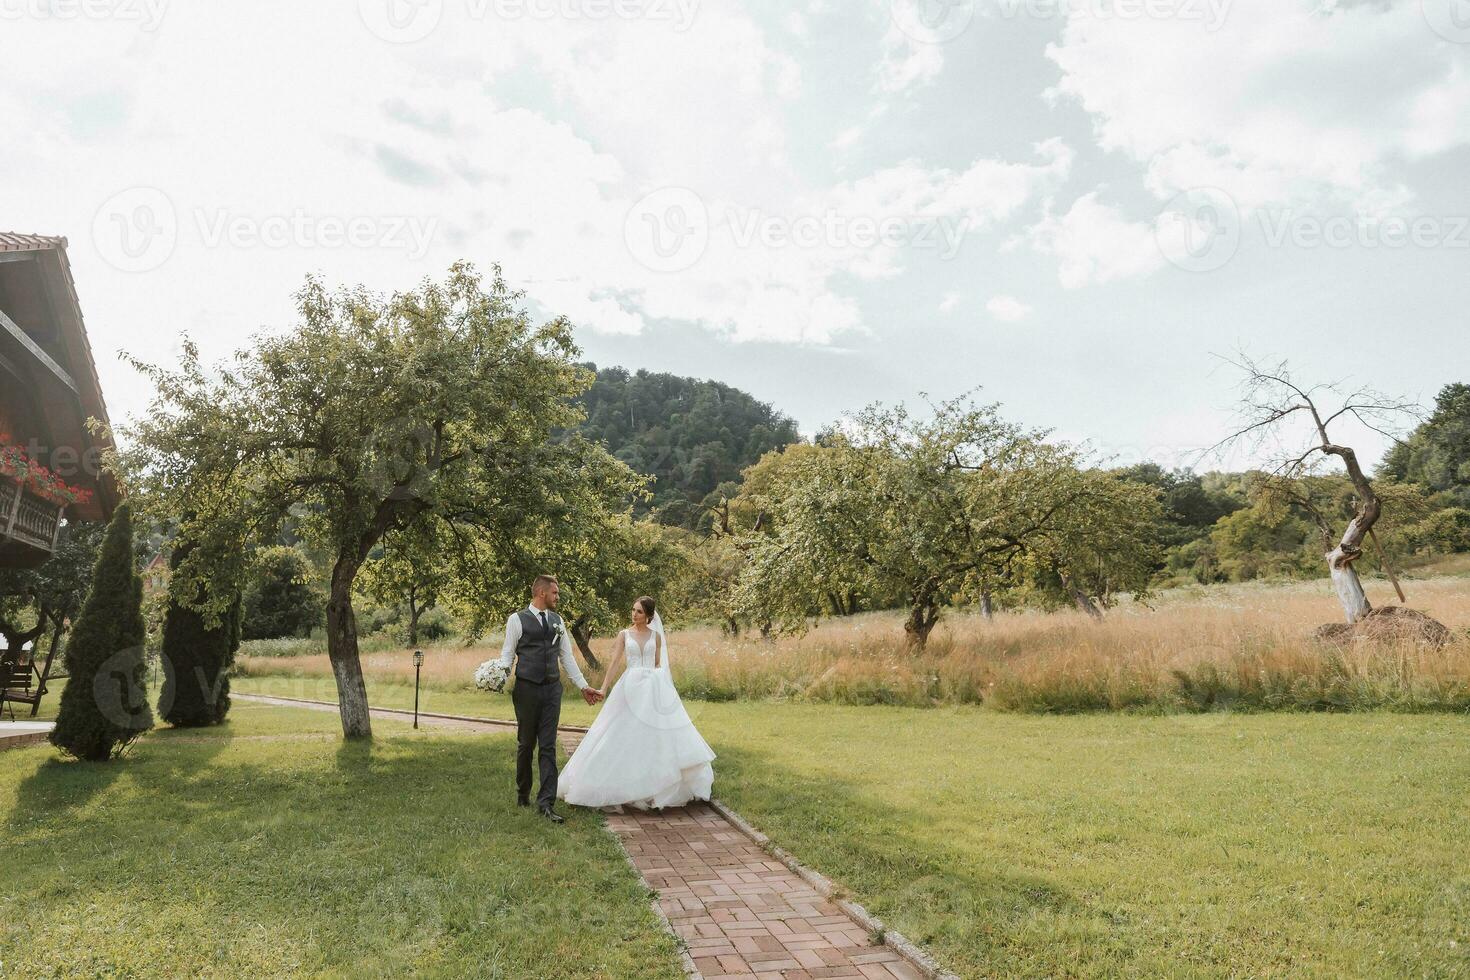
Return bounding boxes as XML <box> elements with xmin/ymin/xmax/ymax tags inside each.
<box><xmin>558</xmin><ymin>596</ymin><xmax>715</xmax><ymax>810</ymax></box>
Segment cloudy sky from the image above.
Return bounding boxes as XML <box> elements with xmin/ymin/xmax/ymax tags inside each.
<box><xmin>3</xmin><ymin>0</ymin><xmax>1468</xmax><ymax>468</ymax></box>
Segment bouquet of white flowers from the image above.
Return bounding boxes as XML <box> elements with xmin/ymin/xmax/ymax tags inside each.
<box><xmin>474</xmin><ymin>659</ymin><xmax>509</xmax><ymax>693</ymax></box>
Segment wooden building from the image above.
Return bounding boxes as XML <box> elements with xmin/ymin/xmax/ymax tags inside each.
<box><xmin>0</xmin><ymin>233</ymin><xmax>118</xmax><ymax>568</ymax></box>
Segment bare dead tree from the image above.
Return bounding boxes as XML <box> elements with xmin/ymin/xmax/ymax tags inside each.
<box><xmin>1208</xmin><ymin>355</ymin><xmax>1421</xmax><ymax>624</ymax></box>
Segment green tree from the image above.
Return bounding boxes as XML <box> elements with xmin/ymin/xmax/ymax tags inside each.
<box><xmin>158</xmin><ymin>538</ymin><xmax>237</xmax><ymax>727</ymax></box>
<box><xmin>1406</xmin><ymin>507</ymin><xmax>1470</xmax><ymax>554</ymax></box>
<box><xmin>49</xmin><ymin>502</ymin><xmax>150</xmax><ymax>760</ymax></box>
<box><xmin>549</xmin><ymin>517</ymin><xmax>683</xmax><ymax>668</ymax></box>
<box><xmin>1015</xmin><ymin>469</ymin><xmax>1164</xmax><ymax>617</ymax></box>
<box><xmin>576</xmin><ymin>365</ymin><xmax>800</xmax><ymax>527</ymax></box>
<box><xmin>119</xmin><ymin>264</ymin><xmax>642</xmax><ymax>739</ymax></box>
<box><xmin>1381</xmin><ymin>383</ymin><xmax>1470</xmax><ymax>504</ymax></box>
<box><xmin>355</xmin><ymin>524</ymin><xmax>447</xmax><ymax>648</ymax></box>
<box><xmin>665</xmin><ymin>531</ymin><xmax>746</xmax><ymax>635</ymax></box>
<box><xmin>719</xmin><ymin>443</ymin><xmax>866</xmax><ymax>620</ymax></box>
<box><xmin>242</xmin><ymin>545</ymin><xmax>322</xmax><ymax>640</ymax></box>
<box><xmin>1208</xmin><ymin>498</ymin><xmax>1318</xmax><ymax>581</ymax></box>
<box><xmin>1114</xmin><ymin>463</ymin><xmax>1245</xmax><ymax>549</ymax></box>
<box><xmin>738</xmin><ymin>397</ymin><xmax>1161</xmax><ymax>647</ymax></box>
<box><xmin>0</xmin><ymin>520</ymin><xmax>105</xmax><ymax>663</ymax></box>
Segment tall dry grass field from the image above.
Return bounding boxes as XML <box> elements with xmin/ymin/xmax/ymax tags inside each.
<box><xmin>237</xmin><ymin>573</ymin><xmax>1470</xmax><ymax>713</ymax></box>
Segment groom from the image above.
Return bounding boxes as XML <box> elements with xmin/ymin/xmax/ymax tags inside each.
<box><xmin>496</xmin><ymin>575</ymin><xmax>602</xmax><ymax>824</ymax></box>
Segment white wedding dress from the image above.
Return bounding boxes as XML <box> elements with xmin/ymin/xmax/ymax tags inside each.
<box><xmin>558</xmin><ymin>615</ymin><xmax>715</xmax><ymax>810</ymax></box>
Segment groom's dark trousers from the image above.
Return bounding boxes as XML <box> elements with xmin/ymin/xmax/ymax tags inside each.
<box><xmin>512</xmin><ymin>678</ymin><xmax>562</xmax><ymax>807</ymax></box>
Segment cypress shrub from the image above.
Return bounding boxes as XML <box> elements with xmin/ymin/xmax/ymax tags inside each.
<box><xmin>50</xmin><ymin>502</ymin><xmax>150</xmax><ymax>760</ymax></box>
<box><xmin>158</xmin><ymin>540</ymin><xmax>236</xmax><ymax>727</ymax></box>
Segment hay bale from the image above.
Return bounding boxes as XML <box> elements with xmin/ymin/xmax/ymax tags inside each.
<box><xmin>1314</xmin><ymin>606</ymin><xmax>1452</xmax><ymax>649</ymax></box>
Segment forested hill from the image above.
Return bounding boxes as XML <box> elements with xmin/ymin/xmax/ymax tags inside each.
<box><xmin>575</xmin><ymin>364</ymin><xmax>800</xmax><ymax>526</ymax></box>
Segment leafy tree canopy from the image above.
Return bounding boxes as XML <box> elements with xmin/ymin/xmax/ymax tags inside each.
<box><xmin>737</xmin><ymin>396</ymin><xmax>1163</xmax><ymax>647</ymax></box>
<box><xmin>116</xmin><ymin>264</ymin><xmax>643</xmax><ymax>738</ymax></box>
<box><xmin>1381</xmin><ymin>382</ymin><xmax>1470</xmax><ymax>504</ymax></box>
<box><xmin>242</xmin><ymin>545</ymin><xmax>323</xmax><ymax>641</ymax></box>
<box><xmin>0</xmin><ymin>520</ymin><xmax>105</xmax><ymax>650</ymax></box>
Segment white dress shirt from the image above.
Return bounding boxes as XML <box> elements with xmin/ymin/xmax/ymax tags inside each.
<box><xmin>497</xmin><ymin>604</ymin><xmax>590</xmax><ymax>689</ymax></box>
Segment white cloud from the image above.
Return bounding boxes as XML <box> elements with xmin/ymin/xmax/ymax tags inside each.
<box><xmin>1029</xmin><ymin>193</ymin><xmax>1164</xmax><ymax>288</ymax></box>
<box><xmin>1046</xmin><ymin>0</ymin><xmax>1470</xmax><ymax>212</ymax></box>
<box><xmin>986</xmin><ymin>295</ymin><xmax>1032</xmax><ymax>322</ymax></box>
<box><xmin>938</xmin><ymin>291</ymin><xmax>962</xmax><ymax>313</ymax></box>
<box><xmin>877</xmin><ymin>19</ymin><xmax>945</xmax><ymax>94</ymax></box>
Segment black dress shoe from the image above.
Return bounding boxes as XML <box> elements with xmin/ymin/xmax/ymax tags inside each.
<box><xmin>517</xmin><ymin>795</ymin><xmax>530</xmax><ymax>807</ymax></box>
<box><xmin>538</xmin><ymin>805</ymin><xmax>565</xmax><ymax>824</ymax></box>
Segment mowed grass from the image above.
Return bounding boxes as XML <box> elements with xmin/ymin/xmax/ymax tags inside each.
<box><xmin>222</xmin><ymin>685</ymin><xmax>1470</xmax><ymax>976</ymax></box>
<box><xmin>0</xmin><ymin>702</ymin><xmax>682</xmax><ymax>979</ymax></box>
<box><xmin>691</xmin><ymin>703</ymin><xmax>1470</xmax><ymax>978</ymax></box>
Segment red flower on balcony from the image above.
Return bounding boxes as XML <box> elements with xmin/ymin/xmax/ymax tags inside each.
<box><xmin>0</xmin><ymin>432</ymin><xmax>95</xmax><ymax>509</ymax></box>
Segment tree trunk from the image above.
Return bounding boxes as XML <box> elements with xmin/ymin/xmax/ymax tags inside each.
<box><xmin>1058</xmin><ymin>568</ymin><xmax>1104</xmax><ymax>621</ymax></box>
<box><xmin>980</xmin><ymin>589</ymin><xmax>994</xmax><ymax>621</ymax></box>
<box><xmin>569</xmin><ymin>616</ymin><xmax>602</xmax><ymax>671</ymax></box>
<box><xmin>32</xmin><ymin>610</ymin><xmax>67</xmax><ymax>716</ymax></box>
<box><xmin>725</xmin><ymin>615</ymin><xmax>740</xmax><ymax>638</ymax></box>
<box><xmin>406</xmin><ymin>585</ymin><xmax>420</xmax><ymax>648</ymax></box>
<box><xmin>1322</xmin><ymin>443</ymin><xmax>1379</xmax><ymax>624</ymax></box>
<box><xmin>0</xmin><ymin>614</ymin><xmax>47</xmax><ymax>658</ymax></box>
<box><xmin>1327</xmin><ymin>519</ymin><xmax>1374</xmax><ymax>623</ymax></box>
<box><xmin>904</xmin><ymin>598</ymin><xmax>940</xmax><ymax>649</ymax></box>
<box><xmin>326</xmin><ymin>552</ymin><xmax>373</xmax><ymax>739</ymax></box>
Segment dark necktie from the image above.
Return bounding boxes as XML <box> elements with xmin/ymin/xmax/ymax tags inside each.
<box><xmin>539</xmin><ymin>611</ymin><xmax>548</xmax><ymax>632</ymax></box>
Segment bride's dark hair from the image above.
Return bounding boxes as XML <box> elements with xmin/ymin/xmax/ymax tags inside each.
<box><xmin>635</xmin><ymin>596</ymin><xmax>656</xmax><ymax>619</ymax></box>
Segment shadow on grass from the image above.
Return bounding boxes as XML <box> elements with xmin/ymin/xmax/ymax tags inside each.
<box><xmin>3</xmin><ymin>724</ymin><xmax>682</xmax><ymax>978</ymax></box>
<box><xmin>335</xmin><ymin>737</ymin><xmax>374</xmax><ymax>772</ymax></box>
<box><xmin>5</xmin><ymin>757</ymin><xmax>127</xmax><ymax>836</ymax></box>
<box><xmin>6</xmin><ymin>720</ymin><xmax>233</xmax><ymax>837</ymax></box>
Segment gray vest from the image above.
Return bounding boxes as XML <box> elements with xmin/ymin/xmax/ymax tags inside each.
<box><xmin>514</xmin><ymin>608</ymin><xmax>561</xmax><ymax>684</ymax></box>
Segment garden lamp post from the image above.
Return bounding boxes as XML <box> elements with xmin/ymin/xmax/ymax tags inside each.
<box><xmin>412</xmin><ymin>650</ymin><xmax>424</xmax><ymax>729</ymax></box>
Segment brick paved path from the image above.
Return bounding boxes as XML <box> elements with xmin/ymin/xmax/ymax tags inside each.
<box><xmin>556</xmin><ymin>726</ymin><xmax>922</xmax><ymax>979</ymax></box>
<box><xmin>609</xmin><ymin>804</ymin><xmax>920</xmax><ymax>980</ymax></box>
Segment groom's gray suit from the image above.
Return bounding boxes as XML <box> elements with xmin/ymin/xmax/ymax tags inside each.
<box><xmin>498</xmin><ymin>606</ymin><xmax>589</xmax><ymax>808</ymax></box>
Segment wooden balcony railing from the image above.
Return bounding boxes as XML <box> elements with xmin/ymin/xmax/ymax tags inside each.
<box><xmin>1</xmin><ymin>478</ymin><xmax>63</xmax><ymax>555</ymax></box>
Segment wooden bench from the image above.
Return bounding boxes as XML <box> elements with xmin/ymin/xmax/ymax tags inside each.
<box><xmin>2</xmin><ymin>644</ymin><xmax>59</xmax><ymax>719</ymax></box>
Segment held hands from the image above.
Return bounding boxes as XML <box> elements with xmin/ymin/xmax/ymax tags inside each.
<box><xmin>581</xmin><ymin>686</ymin><xmax>604</xmax><ymax>706</ymax></box>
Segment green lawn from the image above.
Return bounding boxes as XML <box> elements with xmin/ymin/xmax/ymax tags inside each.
<box><xmin>694</xmin><ymin>704</ymin><xmax>1470</xmax><ymax>978</ymax></box>
<box><xmin>0</xmin><ymin>702</ymin><xmax>682</xmax><ymax>979</ymax></box>
<box><xmin>247</xmin><ymin>678</ymin><xmax>1470</xmax><ymax>977</ymax></box>
<box><xmin>16</xmin><ymin>676</ymin><xmax>1470</xmax><ymax>978</ymax></box>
